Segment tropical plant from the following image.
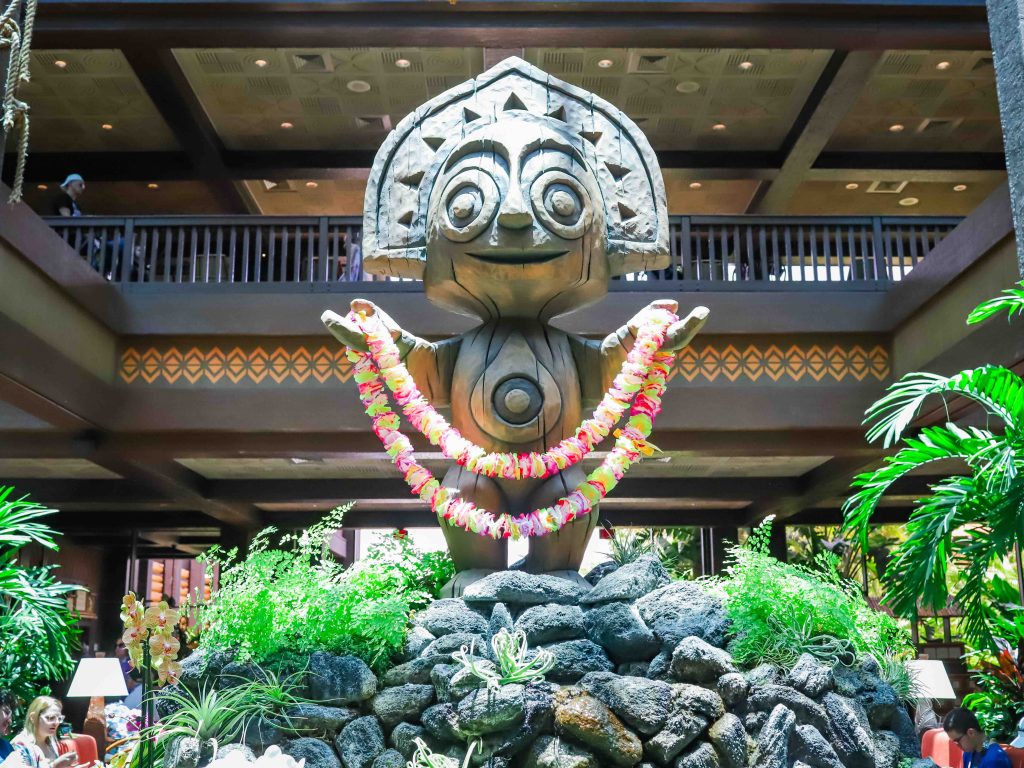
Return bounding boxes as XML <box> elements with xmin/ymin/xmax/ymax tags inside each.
<box><xmin>720</xmin><ymin>518</ymin><xmax>913</xmax><ymax>670</ymax></box>
<box><xmin>408</xmin><ymin>737</ymin><xmax>480</xmax><ymax>768</ymax></box>
<box><xmin>0</xmin><ymin>486</ymin><xmax>81</xmax><ymax>709</ymax></box>
<box><xmin>874</xmin><ymin>650</ymin><xmax>922</xmax><ymax>705</ymax></box>
<box><xmin>605</xmin><ymin>524</ymin><xmax>651</xmax><ymax>566</ymax></box>
<box><xmin>198</xmin><ymin>509</ymin><xmax>454</xmax><ymax>672</ymax></box>
<box><xmin>604</xmin><ymin>524</ymin><xmax>699</xmax><ymax>579</ymax></box>
<box><xmin>842</xmin><ymin>284</ymin><xmax>1024</xmax><ymax>649</ymax></box>
<box><xmin>451</xmin><ymin>628</ymin><xmax>555</xmax><ymax>689</ymax></box>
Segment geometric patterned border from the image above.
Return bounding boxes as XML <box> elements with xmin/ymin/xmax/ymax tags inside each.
<box><xmin>119</xmin><ymin>342</ymin><xmax>889</xmax><ymax>386</ymax></box>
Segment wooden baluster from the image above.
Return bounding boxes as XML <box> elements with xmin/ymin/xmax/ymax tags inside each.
<box><xmin>202</xmin><ymin>227</ymin><xmax>212</xmax><ymax>283</ymax></box>
<box><xmin>163</xmin><ymin>227</ymin><xmax>172</xmax><ymax>283</ymax></box>
<box><xmin>908</xmin><ymin>225</ymin><xmax>920</xmax><ymax>274</ymax></box>
<box><xmin>228</xmin><ymin>227</ymin><xmax>237</xmax><ymax>283</ymax></box>
<box><xmin>189</xmin><ymin>226</ymin><xmax>199</xmax><ymax>283</ymax></box>
<box><xmin>731</xmin><ymin>225</ymin><xmax>740</xmax><ymax>281</ymax></box>
<box><xmin>214</xmin><ymin>227</ymin><xmax>224</xmax><ymax>283</ymax></box>
<box><xmin>797</xmin><ymin>225</ymin><xmax>806</xmax><ymax>281</ymax></box>
<box><xmin>268</xmin><ymin>226</ymin><xmax>277</xmax><ymax>282</ymax></box>
<box><xmin>758</xmin><ymin>225</ymin><xmax>769</xmax><ymax>282</ymax></box>
<box><xmin>708</xmin><ymin>225</ymin><xmax>718</xmax><ymax>281</ymax></box>
<box><xmin>242</xmin><ymin>228</ymin><xmax>251</xmax><ymax>283</ymax></box>
<box><xmin>679</xmin><ymin>217</ymin><xmax>692</xmax><ymax>280</ymax></box>
<box><xmin>744</xmin><ymin>225</ymin><xmax>754</xmax><ymax>282</ymax></box>
<box><xmin>895</xmin><ymin>226</ymin><xmax>906</xmax><ymax>280</ymax></box>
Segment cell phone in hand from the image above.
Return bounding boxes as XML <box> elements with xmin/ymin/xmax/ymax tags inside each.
<box><xmin>58</xmin><ymin>722</ymin><xmax>72</xmax><ymax>739</ymax></box>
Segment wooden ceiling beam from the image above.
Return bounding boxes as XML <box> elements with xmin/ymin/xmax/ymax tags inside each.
<box><xmin>750</xmin><ymin>51</ymin><xmax>883</xmax><ymax>214</ymax></box>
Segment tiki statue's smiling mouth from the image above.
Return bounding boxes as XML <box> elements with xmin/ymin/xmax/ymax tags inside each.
<box><xmin>466</xmin><ymin>250</ymin><xmax>568</xmax><ymax>266</ymax></box>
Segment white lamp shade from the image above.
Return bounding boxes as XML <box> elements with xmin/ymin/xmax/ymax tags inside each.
<box><xmin>67</xmin><ymin>658</ymin><xmax>128</xmax><ymax>698</ymax></box>
<box><xmin>907</xmin><ymin>659</ymin><xmax>957</xmax><ymax>700</ymax></box>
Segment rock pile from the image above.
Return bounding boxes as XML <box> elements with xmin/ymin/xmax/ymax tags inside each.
<box><xmin>166</xmin><ymin>557</ymin><xmax>937</xmax><ymax>768</ymax></box>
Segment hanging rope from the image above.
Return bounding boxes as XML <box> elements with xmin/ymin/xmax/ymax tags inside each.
<box><xmin>0</xmin><ymin>0</ymin><xmax>38</xmax><ymax>203</ymax></box>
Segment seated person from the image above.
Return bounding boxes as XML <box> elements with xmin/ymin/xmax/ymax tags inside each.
<box><xmin>0</xmin><ymin>689</ymin><xmax>15</xmax><ymax>761</ymax></box>
<box><xmin>11</xmin><ymin>698</ymin><xmax>77</xmax><ymax>768</ymax></box>
<box><xmin>122</xmin><ymin>671</ymin><xmax>142</xmax><ymax>711</ymax></box>
<box><xmin>944</xmin><ymin>707</ymin><xmax>1013</xmax><ymax>768</ymax></box>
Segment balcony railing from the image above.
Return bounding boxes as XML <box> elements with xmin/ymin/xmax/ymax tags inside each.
<box><xmin>44</xmin><ymin>214</ymin><xmax>962</xmax><ymax>291</ymax></box>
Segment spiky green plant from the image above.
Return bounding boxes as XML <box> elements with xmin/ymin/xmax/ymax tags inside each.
<box><xmin>842</xmin><ymin>283</ymin><xmax>1024</xmax><ymax>649</ymax></box>
<box><xmin>407</xmin><ymin>738</ymin><xmax>480</xmax><ymax>768</ymax></box>
<box><xmin>452</xmin><ymin>629</ymin><xmax>555</xmax><ymax>689</ymax></box>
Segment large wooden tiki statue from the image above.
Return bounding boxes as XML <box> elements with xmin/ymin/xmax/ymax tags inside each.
<box><xmin>324</xmin><ymin>57</ymin><xmax>707</xmax><ymax>578</ymax></box>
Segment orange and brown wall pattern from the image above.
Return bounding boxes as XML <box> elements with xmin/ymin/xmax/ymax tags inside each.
<box><xmin>119</xmin><ymin>337</ymin><xmax>890</xmax><ymax>387</ymax></box>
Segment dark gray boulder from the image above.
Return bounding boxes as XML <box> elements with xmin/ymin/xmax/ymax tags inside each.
<box><xmin>285</xmin><ymin>703</ymin><xmax>358</xmax><ymax>739</ymax></box>
<box><xmin>892</xmin><ymin>705</ymin><xmax>922</xmax><ymax>758</ymax></box>
<box><xmin>553</xmin><ymin>689</ymin><xmax>643</xmax><ymax>768</ymax></box>
<box><xmin>584</xmin><ymin>602</ymin><xmax>660</xmax><ymax>663</ymax></box>
<box><xmin>744</xmin><ymin>664</ymin><xmax>783</xmax><ymax>688</ymax></box>
<box><xmin>336</xmin><ymin>716</ymin><xmax>385</xmax><ymax>768</ymax></box>
<box><xmin>382</xmin><ymin>655</ymin><xmax>452</xmax><ymax>687</ymax></box>
<box><xmin>673</xmin><ymin>740</ymin><xmax>720</xmax><ymax>768</ymax></box>
<box><xmin>489</xmin><ymin>603</ymin><xmax>515</xmax><ymax>637</ymax></box>
<box><xmin>448</xmin><ymin>661</ymin><xmax>496</xmax><ymax>701</ymax></box>
<box><xmin>715</xmin><ymin>674</ymin><xmax>748</xmax><ymax>709</ymax></box>
<box><xmin>670</xmin><ymin>637</ymin><xmax>737</xmax><ymax>683</ymax></box>
<box><xmin>178</xmin><ymin>648</ymin><xmax>231</xmax><ymax>691</ymax></box>
<box><xmin>371</xmin><ymin>683</ymin><xmax>435</xmax><ymax>729</ymax></box>
<box><xmin>751</xmin><ymin>704</ymin><xmax>795</xmax><ymax>768</ymax></box>
<box><xmin>457</xmin><ymin>684</ymin><xmax>528</xmax><ymax>735</ymax></box>
<box><xmin>242</xmin><ymin>716</ymin><xmax>283</xmax><ymax>751</ymax></box>
<box><xmin>422</xmin><ymin>632</ymin><xmax>490</xmax><ymax>660</ymax></box>
<box><xmin>467</xmin><ymin>684</ymin><xmax>555</xmax><ymax>767</ymax></box>
<box><xmin>544</xmin><ymin>639</ymin><xmax>615</xmax><ymax>683</ymax></box>
<box><xmin>431</xmin><ymin>663</ymin><xmax>460</xmax><ymax>703</ymax></box>
<box><xmin>747</xmin><ymin>685</ymin><xmax>828</xmax><ymax>732</ymax></box>
<box><xmin>670</xmin><ymin>685</ymin><xmax>724</xmax><ymax>722</ymax></box>
<box><xmin>821</xmin><ymin>692</ymin><xmax>875</xmax><ymax>768</ymax></box>
<box><xmin>416</xmin><ymin>598</ymin><xmax>490</xmax><ymax>637</ymax></box>
<box><xmin>403</xmin><ymin>626</ymin><xmax>436</xmax><ymax>661</ymax></box>
<box><xmin>309</xmin><ymin>653</ymin><xmax>378</xmax><ymax>706</ymax></box>
<box><xmin>618</xmin><ymin>662</ymin><xmax>651</xmax><ymax>677</ymax></box>
<box><xmin>370</xmin><ymin>750</ymin><xmax>406</xmax><ymax>768</ymax></box>
<box><xmin>643</xmin><ymin>709</ymin><xmax>707</xmax><ymax>765</ymax></box>
<box><xmin>282</xmin><ymin>738</ymin><xmax>341</xmax><ymax>768</ymax></box>
<box><xmin>525</xmin><ymin>736</ymin><xmax>598</xmax><ymax>768</ymax></box>
<box><xmin>791</xmin><ymin>724</ymin><xmax>845</xmax><ymax>768</ymax></box>
<box><xmin>635</xmin><ymin>582</ymin><xmax>730</xmax><ymax>650</ymax></box>
<box><xmin>706</xmin><ymin>714</ymin><xmax>746</xmax><ymax>768</ymax></box>
<box><xmin>580</xmin><ymin>672</ymin><xmax>672</xmax><ymax>736</ymax></box>
<box><xmin>515</xmin><ymin>604</ymin><xmax>586</xmax><ymax>645</ymax></box>
<box><xmin>585</xmin><ymin>561</ymin><xmax>619</xmax><ymax>586</ymax></box>
<box><xmin>647</xmin><ymin>650</ymin><xmax>672</xmax><ymax>681</ymax></box>
<box><xmin>422</xmin><ymin>702</ymin><xmax>466</xmax><ymax>743</ymax></box>
<box><xmin>463</xmin><ymin>571</ymin><xmax>590</xmax><ymax>606</ymax></box>
<box><xmin>164</xmin><ymin>736</ymin><xmax>201</xmax><ymax>768</ymax></box>
<box><xmin>787</xmin><ymin>654</ymin><xmax>836</xmax><ymax>699</ymax></box>
<box><xmin>873</xmin><ymin>731</ymin><xmax>902</xmax><ymax>768</ymax></box>
<box><xmin>581</xmin><ymin>556</ymin><xmax>670</xmax><ymax>605</ymax></box>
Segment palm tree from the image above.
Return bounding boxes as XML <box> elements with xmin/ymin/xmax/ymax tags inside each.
<box><xmin>842</xmin><ymin>282</ymin><xmax>1024</xmax><ymax>650</ymax></box>
<box><xmin>0</xmin><ymin>486</ymin><xmax>82</xmax><ymax>706</ymax></box>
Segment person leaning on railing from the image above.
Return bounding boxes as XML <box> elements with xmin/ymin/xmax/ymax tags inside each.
<box><xmin>52</xmin><ymin>174</ymin><xmax>84</xmax><ymax>218</ymax></box>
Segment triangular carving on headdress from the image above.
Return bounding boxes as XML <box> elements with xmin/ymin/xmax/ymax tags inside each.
<box><xmin>463</xmin><ymin>106</ymin><xmax>483</xmax><ymax>123</ymax></box>
<box><xmin>422</xmin><ymin>135</ymin><xmax>445</xmax><ymax>151</ymax></box>
<box><xmin>606</xmin><ymin>162</ymin><xmax>631</xmax><ymax>181</ymax></box>
<box><xmin>580</xmin><ymin>129</ymin><xmax>603</xmax><ymax>145</ymax></box>
<box><xmin>397</xmin><ymin>210</ymin><xmax>415</xmax><ymax>226</ymax></box>
<box><xmin>617</xmin><ymin>201</ymin><xmax>638</xmax><ymax>220</ymax></box>
<box><xmin>546</xmin><ymin>105</ymin><xmax>567</xmax><ymax>122</ymax></box>
<box><xmin>398</xmin><ymin>170</ymin><xmax>425</xmax><ymax>188</ymax></box>
<box><xmin>503</xmin><ymin>92</ymin><xmax>528</xmax><ymax>112</ymax></box>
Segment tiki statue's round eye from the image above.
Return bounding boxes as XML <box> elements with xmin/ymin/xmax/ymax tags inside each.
<box><xmin>530</xmin><ymin>171</ymin><xmax>592</xmax><ymax>238</ymax></box>
<box><xmin>436</xmin><ymin>172</ymin><xmax>499</xmax><ymax>242</ymax></box>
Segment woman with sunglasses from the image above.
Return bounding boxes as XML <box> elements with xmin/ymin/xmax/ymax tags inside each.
<box><xmin>11</xmin><ymin>698</ymin><xmax>77</xmax><ymax>768</ymax></box>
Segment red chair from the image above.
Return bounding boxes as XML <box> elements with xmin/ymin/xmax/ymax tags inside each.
<box><xmin>58</xmin><ymin>734</ymin><xmax>98</xmax><ymax>767</ymax></box>
<box><xmin>921</xmin><ymin>728</ymin><xmax>1024</xmax><ymax>768</ymax></box>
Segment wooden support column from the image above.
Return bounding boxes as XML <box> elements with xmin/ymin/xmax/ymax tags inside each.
<box><xmin>988</xmin><ymin>0</ymin><xmax>1024</xmax><ymax>274</ymax></box>
<box><xmin>768</xmin><ymin>522</ymin><xmax>788</xmax><ymax>563</ymax></box>
<box><xmin>699</xmin><ymin>527</ymin><xmax>738</xmax><ymax>575</ymax></box>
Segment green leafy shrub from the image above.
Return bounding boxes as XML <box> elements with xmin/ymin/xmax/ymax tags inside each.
<box><xmin>0</xmin><ymin>487</ymin><xmax>81</xmax><ymax>710</ymax></box>
<box><xmin>198</xmin><ymin>509</ymin><xmax>453</xmax><ymax>672</ymax></box>
<box><xmin>719</xmin><ymin>517</ymin><xmax>913</xmax><ymax>670</ymax></box>
<box><xmin>603</xmin><ymin>524</ymin><xmax>698</xmax><ymax>579</ymax></box>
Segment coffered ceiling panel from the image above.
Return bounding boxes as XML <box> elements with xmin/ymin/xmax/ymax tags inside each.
<box><xmin>523</xmin><ymin>48</ymin><xmax>833</xmax><ymax>151</ymax></box>
<box><xmin>826</xmin><ymin>50</ymin><xmax>1003</xmax><ymax>153</ymax></box>
<box><xmin>22</xmin><ymin>50</ymin><xmax>179</xmax><ymax>151</ymax></box>
<box><xmin>173</xmin><ymin>48</ymin><xmax>485</xmax><ymax>150</ymax></box>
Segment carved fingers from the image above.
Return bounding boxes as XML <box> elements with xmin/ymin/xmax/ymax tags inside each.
<box><xmin>663</xmin><ymin>305</ymin><xmax>710</xmax><ymax>351</ymax></box>
<box><xmin>321</xmin><ymin>309</ymin><xmax>369</xmax><ymax>352</ymax></box>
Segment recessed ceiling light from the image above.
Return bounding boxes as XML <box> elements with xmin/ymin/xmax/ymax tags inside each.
<box><xmin>53</xmin><ymin>60</ymin><xmax>68</xmax><ymax>69</ymax></box>
<box><xmin>889</xmin><ymin>123</ymin><xmax>905</xmax><ymax>133</ymax></box>
<box><xmin>898</xmin><ymin>197</ymin><xmax>919</xmax><ymax>206</ymax></box>
<box><xmin>305</xmin><ymin>181</ymin><xmax>319</xmax><ymax>188</ymax></box>
<box><xmin>280</xmin><ymin>121</ymin><xmax>294</xmax><ymax>130</ymax></box>
<box><xmin>147</xmin><ymin>183</ymin><xmax>159</xmax><ymax>189</ymax></box>
<box><xmin>37</xmin><ymin>184</ymin><xmax>47</xmax><ymax>190</ymax></box>
<box><xmin>597</xmin><ymin>59</ymin><xmax>614</xmax><ymax>69</ymax></box>
<box><xmin>953</xmin><ymin>184</ymin><xmax>968</xmax><ymax>192</ymax></box>
<box><xmin>101</xmin><ymin>123</ymin><xmax>113</xmax><ymax>130</ymax></box>
<box><xmin>845</xmin><ymin>183</ymin><xmax>859</xmax><ymax>190</ymax></box>
<box><xmin>712</xmin><ymin>123</ymin><xmax>727</xmax><ymax>131</ymax></box>
<box><xmin>738</xmin><ymin>61</ymin><xmax>754</xmax><ymax>71</ymax></box>
<box><xmin>936</xmin><ymin>61</ymin><xmax>951</xmax><ymax>71</ymax></box>
<box><xmin>395</xmin><ymin>58</ymin><xmax>411</xmax><ymax>69</ymax></box>
<box><xmin>347</xmin><ymin>80</ymin><xmax>371</xmax><ymax>93</ymax></box>
<box><xmin>689</xmin><ymin>182</ymin><xmax>702</xmax><ymax>190</ymax></box>
<box><xmin>254</xmin><ymin>59</ymin><xmax>268</xmax><ymax>68</ymax></box>
<box><xmin>675</xmin><ymin>81</ymin><xmax>700</xmax><ymax>94</ymax></box>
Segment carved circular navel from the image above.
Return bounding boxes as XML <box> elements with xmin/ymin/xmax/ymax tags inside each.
<box><xmin>493</xmin><ymin>376</ymin><xmax>543</xmax><ymax>425</ymax></box>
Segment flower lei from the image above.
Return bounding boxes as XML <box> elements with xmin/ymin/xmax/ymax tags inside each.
<box><xmin>346</xmin><ymin>307</ymin><xmax>676</xmax><ymax>539</ymax></box>
<box><xmin>120</xmin><ymin>592</ymin><xmax>182</xmax><ymax>686</ymax></box>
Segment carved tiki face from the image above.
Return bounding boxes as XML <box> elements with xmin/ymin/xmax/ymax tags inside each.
<box><xmin>423</xmin><ymin>116</ymin><xmax>608</xmax><ymax>320</ymax></box>
<box><xmin>362</xmin><ymin>57</ymin><xmax>670</xmax><ymax>321</ymax></box>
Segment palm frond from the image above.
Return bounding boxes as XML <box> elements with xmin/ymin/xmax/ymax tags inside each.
<box><xmin>968</xmin><ymin>281</ymin><xmax>1024</xmax><ymax>325</ymax></box>
<box><xmin>842</xmin><ymin>425</ymin><xmax>988</xmax><ymax>548</ymax></box>
<box><xmin>865</xmin><ymin>366</ymin><xmax>1024</xmax><ymax>447</ymax></box>
<box><xmin>0</xmin><ymin>486</ymin><xmax>60</xmax><ymax>552</ymax></box>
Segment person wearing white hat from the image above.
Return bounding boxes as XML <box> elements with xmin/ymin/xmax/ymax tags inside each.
<box><xmin>52</xmin><ymin>173</ymin><xmax>84</xmax><ymax>216</ymax></box>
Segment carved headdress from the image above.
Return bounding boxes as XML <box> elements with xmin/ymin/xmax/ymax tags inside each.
<box><xmin>363</xmin><ymin>57</ymin><xmax>669</xmax><ymax>279</ymax></box>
